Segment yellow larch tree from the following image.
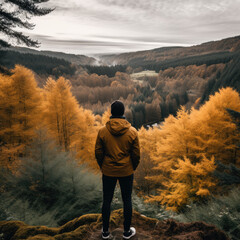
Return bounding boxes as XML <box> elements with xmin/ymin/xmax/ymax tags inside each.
<box><xmin>73</xmin><ymin>108</ymin><xmax>100</xmax><ymax>172</ymax></box>
<box><xmin>135</xmin><ymin>126</ymin><xmax>158</xmax><ymax>196</ymax></box>
<box><xmin>190</xmin><ymin>87</ymin><xmax>240</xmax><ymax>166</ymax></box>
<box><xmin>42</xmin><ymin>76</ymin><xmax>99</xmax><ymax>172</ymax></box>
<box><xmin>146</xmin><ymin>87</ymin><xmax>240</xmax><ymax>210</ymax></box>
<box><xmin>144</xmin><ymin>107</ymin><xmax>197</xmax><ymax>207</ymax></box>
<box><xmin>149</xmin><ymin>106</ymin><xmax>194</xmax><ymax>176</ymax></box>
<box><xmin>43</xmin><ymin>77</ymin><xmax>79</xmax><ymax>151</ymax></box>
<box><xmin>154</xmin><ymin>155</ymin><xmax>216</xmax><ymax>211</ymax></box>
<box><xmin>101</xmin><ymin>108</ymin><xmax>111</xmax><ymax>125</ymax></box>
<box><xmin>0</xmin><ymin>65</ymin><xmax>43</xmax><ymax>171</ymax></box>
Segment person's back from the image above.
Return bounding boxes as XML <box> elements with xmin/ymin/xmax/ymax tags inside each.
<box><xmin>95</xmin><ymin>100</ymin><xmax>140</xmax><ymax>239</ymax></box>
<box><xmin>96</xmin><ymin>117</ymin><xmax>139</xmax><ymax>177</ymax></box>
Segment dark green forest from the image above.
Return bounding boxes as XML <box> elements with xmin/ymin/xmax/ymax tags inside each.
<box><xmin>201</xmin><ymin>52</ymin><xmax>240</xmax><ymax>103</ymax></box>
<box><xmin>129</xmin><ymin>51</ymin><xmax>236</xmax><ymax>71</ymax></box>
<box><xmin>0</xmin><ymin>50</ymin><xmax>76</xmax><ymax>77</ymax></box>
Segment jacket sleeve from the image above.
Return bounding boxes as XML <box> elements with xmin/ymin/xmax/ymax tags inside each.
<box><xmin>130</xmin><ymin>133</ymin><xmax>140</xmax><ymax>170</ymax></box>
<box><xmin>95</xmin><ymin>130</ymin><xmax>105</xmax><ymax>169</ymax></box>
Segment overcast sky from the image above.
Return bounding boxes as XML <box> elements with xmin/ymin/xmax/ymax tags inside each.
<box><xmin>22</xmin><ymin>0</ymin><xmax>240</xmax><ymax>56</ymax></box>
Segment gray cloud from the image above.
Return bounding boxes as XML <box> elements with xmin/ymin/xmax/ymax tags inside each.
<box><xmin>25</xmin><ymin>0</ymin><xmax>240</xmax><ymax>55</ymax></box>
<box><xmin>38</xmin><ymin>38</ymin><xmax>131</xmax><ymax>47</ymax></box>
<box><xmin>27</xmin><ymin>33</ymin><xmax>161</xmax><ymax>54</ymax></box>
<box><xmin>91</xmin><ymin>35</ymin><xmax>190</xmax><ymax>45</ymax></box>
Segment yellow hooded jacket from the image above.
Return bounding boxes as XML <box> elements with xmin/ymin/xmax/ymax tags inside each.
<box><xmin>95</xmin><ymin>118</ymin><xmax>140</xmax><ymax>177</ymax></box>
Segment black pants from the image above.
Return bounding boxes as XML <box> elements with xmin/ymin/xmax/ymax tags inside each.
<box><xmin>102</xmin><ymin>173</ymin><xmax>133</xmax><ymax>232</ymax></box>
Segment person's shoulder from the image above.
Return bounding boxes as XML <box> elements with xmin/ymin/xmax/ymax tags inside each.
<box><xmin>128</xmin><ymin>126</ymin><xmax>138</xmax><ymax>137</ymax></box>
<box><xmin>129</xmin><ymin>125</ymin><xmax>137</xmax><ymax>132</ymax></box>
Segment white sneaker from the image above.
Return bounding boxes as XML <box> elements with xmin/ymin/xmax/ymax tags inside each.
<box><xmin>101</xmin><ymin>228</ymin><xmax>110</xmax><ymax>239</ymax></box>
<box><xmin>123</xmin><ymin>227</ymin><xmax>136</xmax><ymax>239</ymax></box>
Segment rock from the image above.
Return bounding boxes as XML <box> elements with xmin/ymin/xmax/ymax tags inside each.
<box><xmin>0</xmin><ymin>209</ymin><xmax>229</xmax><ymax>240</ymax></box>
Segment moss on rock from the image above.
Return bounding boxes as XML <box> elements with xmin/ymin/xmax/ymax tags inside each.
<box><xmin>59</xmin><ymin>213</ymin><xmax>100</xmax><ymax>233</ymax></box>
<box><xmin>0</xmin><ymin>209</ymin><xmax>229</xmax><ymax>240</ymax></box>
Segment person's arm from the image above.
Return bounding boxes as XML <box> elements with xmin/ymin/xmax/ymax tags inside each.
<box><xmin>130</xmin><ymin>133</ymin><xmax>140</xmax><ymax>170</ymax></box>
<box><xmin>95</xmin><ymin>130</ymin><xmax>105</xmax><ymax>169</ymax></box>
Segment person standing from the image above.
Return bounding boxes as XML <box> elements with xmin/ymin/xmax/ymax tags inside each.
<box><xmin>95</xmin><ymin>100</ymin><xmax>140</xmax><ymax>239</ymax></box>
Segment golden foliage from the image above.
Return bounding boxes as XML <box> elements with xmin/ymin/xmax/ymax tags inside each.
<box><xmin>135</xmin><ymin>127</ymin><xmax>158</xmax><ymax>196</ymax></box>
<box><xmin>0</xmin><ymin>67</ymin><xmax>101</xmax><ymax>173</ymax></box>
<box><xmin>152</xmin><ymin>155</ymin><xmax>216</xmax><ymax>211</ymax></box>
<box><xmin>0</xmin><ymin>64</ymin><xmax>239</xmax><ymax>209</ymax></box>
<box><xmin>146</xmin><ymin>87</ymin><xmax>240</xmax><ymax>210</ymax></box>
<box><xmin>190</xmin><ymin>87</ymin><xmax>240</xmax><ymax>165</ymax></box>
<box><xmin>43</xmin><ymin>76</ymin><xmax>81</xmax><ymax>151</ymax></box>
<box><xmin>42</xmin><ymin>76</ymin><xmax>99</xmax><ymax>172</ymax></box>
<box><xmin>0</xmin><ymin>65</ymin><xmax>43</xmax><ymax>171</ymax></box>
<box><xmin>101</xmin><ymin>108</ymin><xmax>111</xmax><ymax>125</ymax></box>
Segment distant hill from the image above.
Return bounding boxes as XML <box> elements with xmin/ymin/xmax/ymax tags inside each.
<box><xmin>0</xmin><ymin>50</ymin><xmax>77</xmax><ymax>78</ymax></box>
<box><xmin>5</xmin><ymin>46</ymin><xmax>97</xmax><ymax>65</ymax></box>
<box><xmin>0</xmin><ymin>46</ymin><xmax>98</xmax><ymax>78</ymax></box>
<box><xmin>99</xmin><ymin>35</ymin><xmax>240</xmax><ymax>67</ymax></box>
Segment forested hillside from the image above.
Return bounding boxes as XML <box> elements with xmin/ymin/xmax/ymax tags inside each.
<box><xmin>0</xmin><ymin>35</ymin><xmax>240</xmax><ymax>239</ymax></box>
<box><xmin>69</xmin><ymin>63</ymin><xmax>225</xmax><ymax>128</ymax></box>
<box><xmin>0</xmin><ymin>50</ymin><xmax>77</xmax><ymax>77</ymax></box>
<box><xmin>5</xmin><ymin>47</ymin><xmax>96</xmax><ymax>65</ymax></box>
<box><xmin>2</xmin><ymin>37</ymin><xmax>239</xmax><ymax>128</ymax></box>
<box><xmin>0</xmin><ymin>65</ymin><xmax>239</xmax><ymax>238</ymax></box>
<box><xmin>201</xmin><ymin>53</ymin><xmax>240</xmax><ymax>102</ymax></box>
<box><xmin>99</xmin><ymin>35</ymin><xmax>240</xmax><ymax>66</ymax></box>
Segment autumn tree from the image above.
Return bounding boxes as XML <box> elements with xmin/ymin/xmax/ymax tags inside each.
<box><xmin>151</xmin><ymin>106</ymin><xmax>194</xmax><ymax>166</ymax></box>
<box><xmin>101</xmin><ymin>108</ymin><xmax>111</xmax><ymax>126</ymax></box>
<box><xmin>148</xmin><ymin>155</ymin><xmax>216</xmax><ymax>211</ymax></box>
<box><xmin>0</xmin><ymin>65</ymin><xmax>43</xmax><ymax>171</ymax></box>
<box><xmin>74</xmin><ymin>108</ymin><xmax>99</xmax><ymax>171</ymax></box>
<box><xmin>146</xmin><ymin>87</ymin><xmax>240</xmax><ymax>210</ymax></box>
<box><xmin>42</xmin><ymin>76</ymin><xmax>99</xmax><ymax>171</ymax></box>
<box><xmin>190</xmin><ymin>87</ymin><xmax>240</xmax><ymax>165</ymax></box>
<box><xmin>43</xmin><ymin>77</ymin><xmax>79</xmax><ymax>151</ymax></box>
<box><xmin>135</xmin><ymin>127</ymin><xmax>158</xmax><ymax>196</ymax></box>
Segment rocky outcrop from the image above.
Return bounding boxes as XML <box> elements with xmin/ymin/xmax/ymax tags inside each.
<box><xmin>0</xmin><ymin>209</ymin><xmax>229</xmax><ymax>240</ymax></box>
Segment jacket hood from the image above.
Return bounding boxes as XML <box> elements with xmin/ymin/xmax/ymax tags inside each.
<box><xmin>106</xmin><ymin>118</ymin><xmax>131</xmax><ymax>136</ymax></box>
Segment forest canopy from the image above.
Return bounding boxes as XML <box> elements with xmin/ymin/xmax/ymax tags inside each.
<box><xmin>0</xmin><ymin>64</ymin><xmax>239</xmax><ymax>238</ymax></box>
